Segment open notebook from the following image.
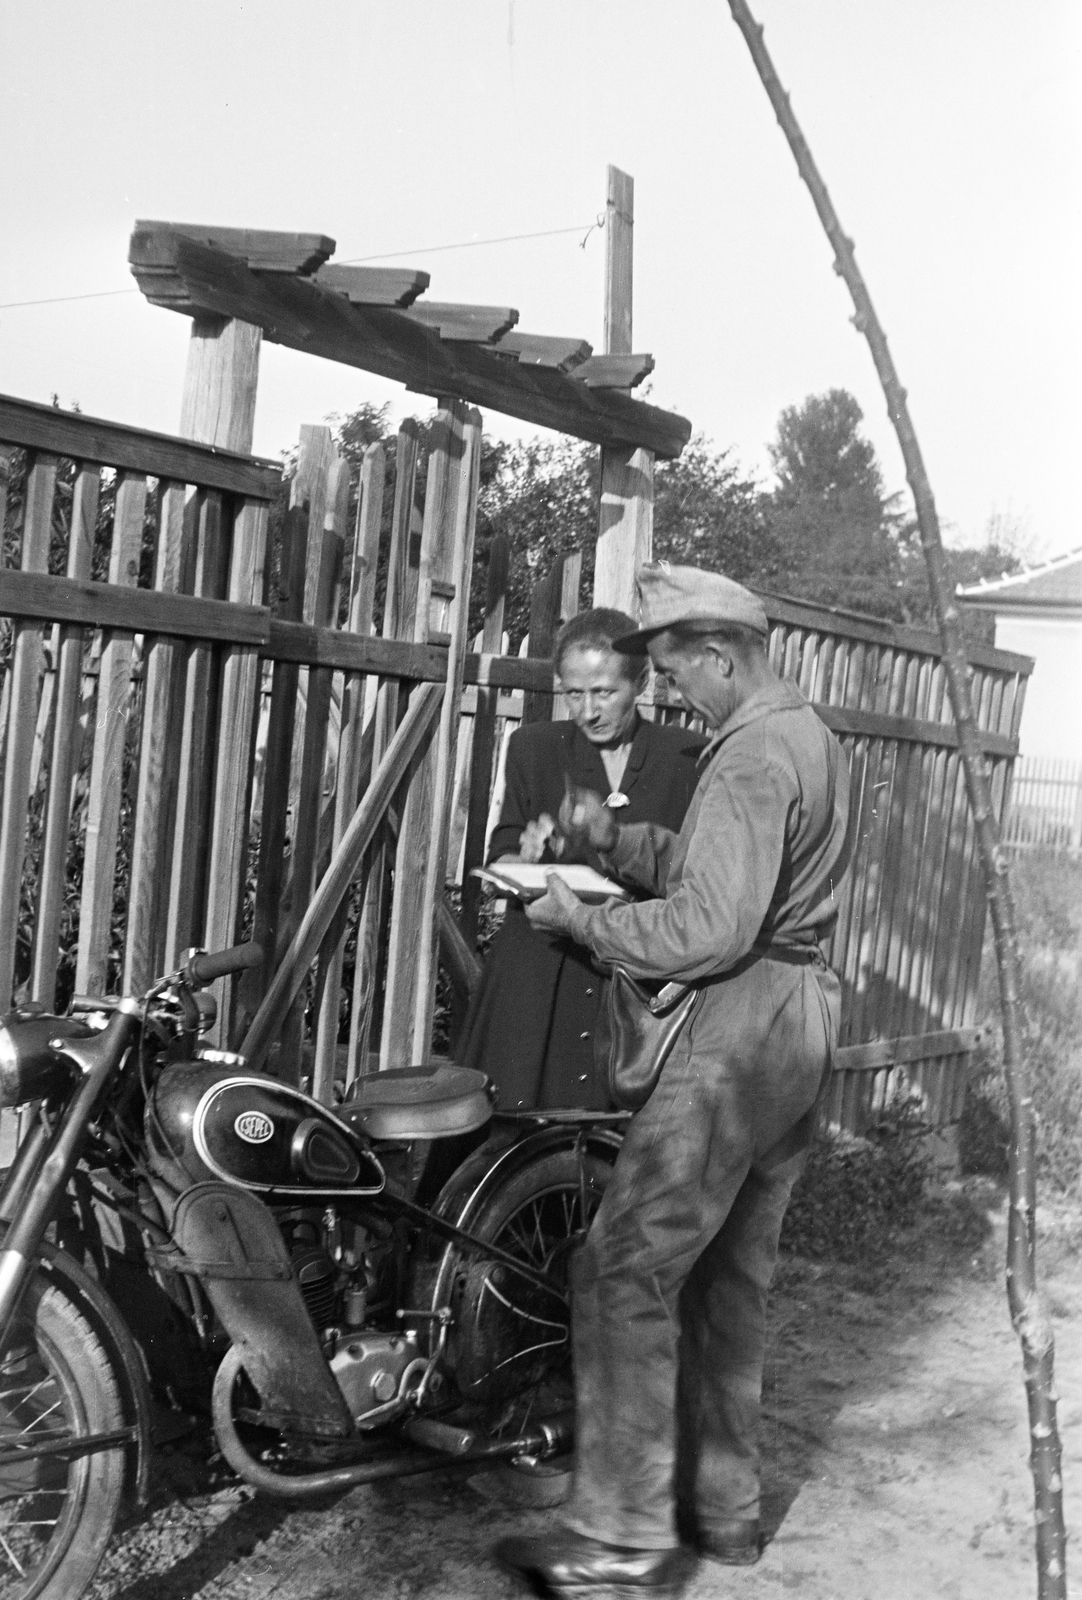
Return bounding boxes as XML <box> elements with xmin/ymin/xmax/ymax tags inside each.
<box><xmin>470</xmin><ymin>863</ymin><xmax>631</xmax><ymax>904</ymax></box>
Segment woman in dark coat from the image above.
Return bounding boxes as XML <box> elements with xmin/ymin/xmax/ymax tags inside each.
<box><xmin>459</xmin><ymin>608</ymin><xmax>705</xmax><ymax>1110</ymax></box>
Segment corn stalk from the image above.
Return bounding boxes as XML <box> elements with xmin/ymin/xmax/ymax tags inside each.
<box><xmin>725</xmin><ymin>3</ymin><xmax>1065</xmax><ymax>1594</ymax></box>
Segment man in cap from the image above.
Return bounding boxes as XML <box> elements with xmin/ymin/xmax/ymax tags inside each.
<box><xmin>496</xmin><ymin>563</ymin><xmax>852</xmax><ymax>1597</ymax></box>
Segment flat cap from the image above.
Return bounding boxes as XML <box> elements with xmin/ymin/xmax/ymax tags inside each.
<box><xmin>613</xmin><ymin>561</ymin><xmax>769</xmax><ymax>653</ymax></box>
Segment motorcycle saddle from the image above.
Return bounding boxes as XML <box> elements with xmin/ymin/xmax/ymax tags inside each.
<box><xmin>341</xmin><ymin>1063</ymin><xmax>492</xmax><ymax>1142</ymax></box>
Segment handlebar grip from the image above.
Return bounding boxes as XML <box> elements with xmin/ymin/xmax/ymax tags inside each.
<box><xmin>186</xmin><ymin>943</ymin><xmax>263</xmax><ymax>986</ymax></box>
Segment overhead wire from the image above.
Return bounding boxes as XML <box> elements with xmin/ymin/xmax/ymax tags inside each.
<box><xmin>0</xmin><ymin>218</ymin><xmax>605</xmax><ymax>313</ymax></box>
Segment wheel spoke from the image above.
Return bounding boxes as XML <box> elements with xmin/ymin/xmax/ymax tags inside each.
<box><xmin>0</xmin><ymin>1530</ymin><xmax>27</xmax><ymax>1578</ymax></box>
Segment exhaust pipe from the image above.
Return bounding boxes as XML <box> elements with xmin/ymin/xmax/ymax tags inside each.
<box><xmin>212</xmin><ymin>1344</ymin><xmax>572</xmax><ymax>1499</ymax></box>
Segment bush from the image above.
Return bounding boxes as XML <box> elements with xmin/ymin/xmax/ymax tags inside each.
<box><xmin>780</xmin><ymin>1100</ymin><xmax>933</xmax><ymax>1261</ymax></box>
<box><xmin>959</xmin><ymin>855</ymin><xmax>1082</xmax><ymax>1194</ymax></box>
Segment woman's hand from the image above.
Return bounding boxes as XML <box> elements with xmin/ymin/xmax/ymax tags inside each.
<box><xmin>517</xmin><ymin>813</ymin><xmax>561</xmax><ymax>863</ymax></box>
<box><xmin>525</xmin><ymin>871</ymin><xmax>582</xmax><ymax>936</ymax></box>
<box><xmin>557</xmin><ymin>787</ymin><xmax>618</xmax><ymax>855</ymax></box>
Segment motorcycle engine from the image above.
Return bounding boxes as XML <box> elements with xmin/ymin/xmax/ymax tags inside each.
<box><xmin>278</xmin><ymin>1207</ymin><xmax>429</xmax><ymax>1426</ymax></box>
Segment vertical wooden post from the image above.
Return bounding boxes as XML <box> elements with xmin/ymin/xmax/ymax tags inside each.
<box><xmin>594</xmin><ymin>165</ymin><xmax>654</xmax><ymax>615</ymax></box>
<box><xmin>163</xmin><ymin>315</ymin><xmax>262</xmax><ymax>968</ymax></box>
<box><xmin>460</xmin><ymin>535</ymin><xmax>509</xmax><ymax>946</ymax></box>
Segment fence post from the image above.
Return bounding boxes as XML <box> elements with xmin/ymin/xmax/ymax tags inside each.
<box><xmin>593</xmin><ymin>166</ymin><xmax>654</xmax><ymax>614</ymax></box>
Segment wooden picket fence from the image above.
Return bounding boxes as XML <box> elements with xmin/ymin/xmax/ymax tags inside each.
<box><xmin>1002</xmin><ymin>756</ymin><xmax>1082</xmax><ymax>857</ymax></box>
<box><xmin>0</xmin><ymin>393</ymin><xmax>1034</xmax><ymax>1134</ymax></box>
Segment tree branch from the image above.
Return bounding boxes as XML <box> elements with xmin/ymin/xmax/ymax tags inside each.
<box><xmin>725</xmin><ymin>4</ymin><xmax>1066</xmax><ymax>1593</ymax></box>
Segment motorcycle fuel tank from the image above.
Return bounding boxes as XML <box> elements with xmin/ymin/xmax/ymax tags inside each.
<box><xmin>148</xmin><ymin>1060</ymin><xmax>384</xmax><ymax>1197</ymax></box>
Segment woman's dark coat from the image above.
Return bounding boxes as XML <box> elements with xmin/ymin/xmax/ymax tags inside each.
<box><xmin>459</xmin><ymin>715</ymin><xmax>706</xmax><ymax>1110</ymax></box>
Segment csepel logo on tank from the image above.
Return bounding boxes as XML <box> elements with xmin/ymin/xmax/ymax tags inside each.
<box><xmin>234</xmin><ymin>1110</ymin><xmax>275</xmax><ymax>1145</ymax></box>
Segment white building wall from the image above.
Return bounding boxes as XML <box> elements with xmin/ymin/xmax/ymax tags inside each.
<box><xmin>994</xmin><ymin>615</ymin><xmax>1082</xmax><ymax>762</ymax></box>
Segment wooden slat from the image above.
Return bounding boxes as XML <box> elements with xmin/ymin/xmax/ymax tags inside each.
<box><xmin>128</xmin><ymin>231</ymin><xmax>693</xmax><ymax>459</ymax></box>
<box><xmin>496</xmin><ymin>333</ymin><xmax>593</xmax><ymax>371</ymax></box>
<box><xmin>760</xmin><ymin>589</ymin><xmax>1034</xmax><ymax>675</ymax></box>
<box><xmin>574</xmin><ymin>353</ymin><xmax>655</xmax><ymax>389</ymax></box>
<box><xmin>240</xmin><ymin>503</ymin><xmax>309</xmax><ymax>1042</ymax></box>
<box><xmin>163</xmin><ymin>491</ymin><xmax>229</xmax><ymax>963</ymax></box>
<box><xmin>461</xmin><ymin>536</ymin><xmax>509</xmax><ymax>945</ymax></box>
<box><xmin>380</xmin><ymin>403</ymin><xmax>481</xmax><ymax>1067</ymax></box>
<box><xmin>0</xmin><ymin>393</ymin><xmax>279</xmax><ymax>499</ymax></box>
<box><xmin>523</xmin><ymin>557</ymin><xmax>564</xmax><ymax>725</ymax></box>
<box><xmin>31</xmin><ymin>465</ymin><xmax>100</xmax><ymax>1005</ymax></box>
<box><xmin>816</xmin><ymin>704</ymin><xmax>1017</xmax><ymax>758</ymax></box>
<box><xmin>403</xmin><ymin>302</ymin><xmax>519</xmax><ymax>343</ymax></box>
<box><xmin>832</xmin><ymin>1028</ymin><xmax>982</xmax><ymax>1073</ymax></box>
<box><xmin>314</xmin><ymin>264</ymin><xmax>430</xmax><ymax>307</ymax></box>
<box><xmin>125</xmin><ymin>481</ymin><xmax>207</xmax><ymax>991</ymax></box>
<box><xmin>0</xmin><ymin>567</ymin><xmax>266</xmax><ymax>644</ymax></box>
<box><xmin>0</xmin><ymin>453</ymin><xmax>59</xmax><ymax>1009</ymax></box>
<box><xmin>74</xmin><ymin>472</ymin><xmax>147</xmax><ymax>994</ymax></box>
<box><xmin>312</xmin><ymin>442</ymin><xmax>386</xmax><ymax>1103</ymax></box>
<box><xmin>133</xmin><ymin>221</ymin><xmax>335</xmax><ymax>274</ymax></box>
<box><xmin>240</xmin><ymin>680</ymin><xmax>444</xmax><ymax>1071</ymax></box>
<box><xmin>202</xmin><ymin>496</ymin><xmax>270</xmax><ymax>1044</ymax></box>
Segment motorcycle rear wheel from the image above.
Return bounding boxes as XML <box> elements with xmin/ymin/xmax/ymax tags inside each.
<box><xmin>435</xmin><ymin>1146</ymin><xmax>612</xmax><ymax>1405</ymax></box>
<box><xmin>0</xmin><ymin>1273</ymin><xmax>125</xmax><ymax>1600</ymax></box>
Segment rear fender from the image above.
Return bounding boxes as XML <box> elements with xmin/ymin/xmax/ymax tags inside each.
<box><xmin>169</xmin><ymin>1182</ymin><xmax>351</xmax><ymax>1438</ymax></box>
<box><xmin>424</xmin><ymin>1123</ymin><xmax>624</xmax><ymax>1313</ymax></box>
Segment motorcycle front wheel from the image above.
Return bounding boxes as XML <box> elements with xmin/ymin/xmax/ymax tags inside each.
<box><xmin>0</xmin><ymin>1271</ymin><xmax>125</xmax><ymax>1600</ymax></box>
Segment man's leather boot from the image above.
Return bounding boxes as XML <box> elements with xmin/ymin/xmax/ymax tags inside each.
<box><xmin>495</xmin><ymin>1527</ymin><xmax>696</xmax><ymax>1596</ymax></box>
<box><xmin>698</xmin><ymin>1518</ymin><xmax>762</xmax><ymax>1565</ymax></box>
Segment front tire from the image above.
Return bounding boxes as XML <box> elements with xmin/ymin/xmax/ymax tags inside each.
<box><xmin>0</xmin><ymin>1271</ymin><xmax>125</xmax><ymax>1600</ymax></box>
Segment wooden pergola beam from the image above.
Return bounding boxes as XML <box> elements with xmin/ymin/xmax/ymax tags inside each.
<box><xmin>128</xmin><ymin>228</ymin><xmax>691</xmax><ymax>458</ymax></box>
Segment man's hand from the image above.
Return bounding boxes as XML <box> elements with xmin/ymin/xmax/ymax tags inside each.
<box><xmin>525</xmin><ymin>871</ymin><xmax>582</xmax><ymax>936</ymax></box>
<box><xmin>557</xmin><ymin>787</ymin><xmax>618</xmax><ymax>855</ymax></box>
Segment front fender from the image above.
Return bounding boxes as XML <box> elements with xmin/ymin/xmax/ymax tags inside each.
<box><xmin>0</xmin><ymin>1226</ymin><xmax>153</xmax><ymax>1512</ymax></box>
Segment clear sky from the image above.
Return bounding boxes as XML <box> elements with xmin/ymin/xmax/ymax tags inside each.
<box><xmin>2</xmin><ymin>1</ymin><xmax>1079</xmax><ymax>558</ymax></box>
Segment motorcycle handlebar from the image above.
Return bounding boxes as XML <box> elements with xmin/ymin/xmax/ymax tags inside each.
<box><xmin>184</xmin><ymin>943</ymin><xmax>263</xmax><ymax>986</ymax></box>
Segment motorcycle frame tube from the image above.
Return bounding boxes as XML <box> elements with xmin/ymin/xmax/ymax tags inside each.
<box><xmin>213</xmin><ymin>1343</ymin><xmax>572</xmax><ymax>1498</ymax></box>
<box><xmin>0</xmin><ymin>1003</ymin><xmax>141</xmax><ymax>1339</ymax></box>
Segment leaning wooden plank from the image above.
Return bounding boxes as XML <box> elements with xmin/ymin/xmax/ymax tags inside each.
<box><xmin>133</xmin><ymin>220</ymin><xmax>335</xmax><ymax>274</ymax></box>
<box><xmin>240</xmin><ymin>680</ymin><xmax>444</xmax><ymax>1071</ymax></box>
<box><xmin>574</xmin><ymin>353</ymin><xmax>655</xmax><ymax>389</ymax></box>
<box><xmin>406</xmin><ymin>407</ymin><xmax>482</xmax><ymax>1059</ymax></box>
<box><xmin>402</xmin><ymin>302</ymin><xmax>518</xmax><ymax>343</ymax></box>
<box><xmin>31</xmin><ymin>465</ymin><xmax>100</xmax><ymax>1006</ymax></box>
<box><xmin>380</xmin><ymin>404</ymin><xmax>481</xmax><ymax>1067</ymax></box>
<box><xmin>75</xmin><ymin>472</ymin><xmax>148</xmax><ymax>994</ymax></box>
<box><xmin>127</xmin><ymin>232</ymin><xmax>693</xmax><ymax>459</ymax></box>
<box><xmin>347</xmin><ymin>424</ymin><xmax>421</xmax><ymax>1081</ymax></box>
<box><xmin>124</xmin><ymin>480</ymin><xmax>193</xmax><ymax>992</ymax></box>
<box><xmin>0</xmin><ymin>394</ymin><xmax>279</xmax><ymax>499</ymax></box>
<box><xmin>312</xmin><ymin>443</ymin><xmax>386</xmax><ymax>1103</ymax></box>
<box><xmin>314</xmin><ymin>264</ymin><xmax>430</xmax><ymax>307</ymax></box>
<box><xmin>0</xmin><ymin>453</ymin><xmax>59</xmax><ymax>1009</ymax></box>
<box><xmin>201</xmin><ymin>497</ymin><xmax>270</xmax><ymax>1045</ymax></box>
<box><xmin>496</xmin><ymin>333</ymin><xmax>593</xmax><ymax>371</ymax></box>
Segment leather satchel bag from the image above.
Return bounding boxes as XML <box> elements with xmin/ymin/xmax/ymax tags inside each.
<box><xmin>595</xmin><ymin>967</ymin><xmax>701</xmax><ymax>1112</ymax></box>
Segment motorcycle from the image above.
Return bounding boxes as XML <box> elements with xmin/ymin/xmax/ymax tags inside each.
<box><xmin>0</xmin><ymin>943</ymin><xmax>625</xmax><ymax>1600</ymax></box>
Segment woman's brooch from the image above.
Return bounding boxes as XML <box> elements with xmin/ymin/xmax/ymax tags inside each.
<box><xmin>605</xmin><ymin>792</ymin><xmax>630</xmax><ymax>810</ymax></box>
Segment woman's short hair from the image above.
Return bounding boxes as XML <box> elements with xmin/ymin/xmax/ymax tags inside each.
<box><xmin>554</xmin><ymin>608</ymin><xmax>646</xmax><ymax>681</ymax></box>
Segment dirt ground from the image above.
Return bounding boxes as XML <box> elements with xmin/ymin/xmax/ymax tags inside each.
<box><xmin>84</xmin><ymin>1184</ymin><xmax>1080</xmax><ymax>1600</ymax></box>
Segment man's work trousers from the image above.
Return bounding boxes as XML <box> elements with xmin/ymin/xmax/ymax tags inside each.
<box><xmin>567</xmin><ymin>958</ymin><xmax>839</xmax><ymax>1550</ymax></box>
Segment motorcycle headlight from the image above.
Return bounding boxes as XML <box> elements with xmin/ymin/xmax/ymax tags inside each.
<box><xmin>0</xmin><ymin>1017</ymin><xmax>90</xmax><ymax>1107</ymax></box>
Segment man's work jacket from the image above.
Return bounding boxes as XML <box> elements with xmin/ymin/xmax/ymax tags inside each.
<box><xmin>566</xmin><ymin>677</ymin><xmax>852</xmax><ymax>986</ymax></box>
